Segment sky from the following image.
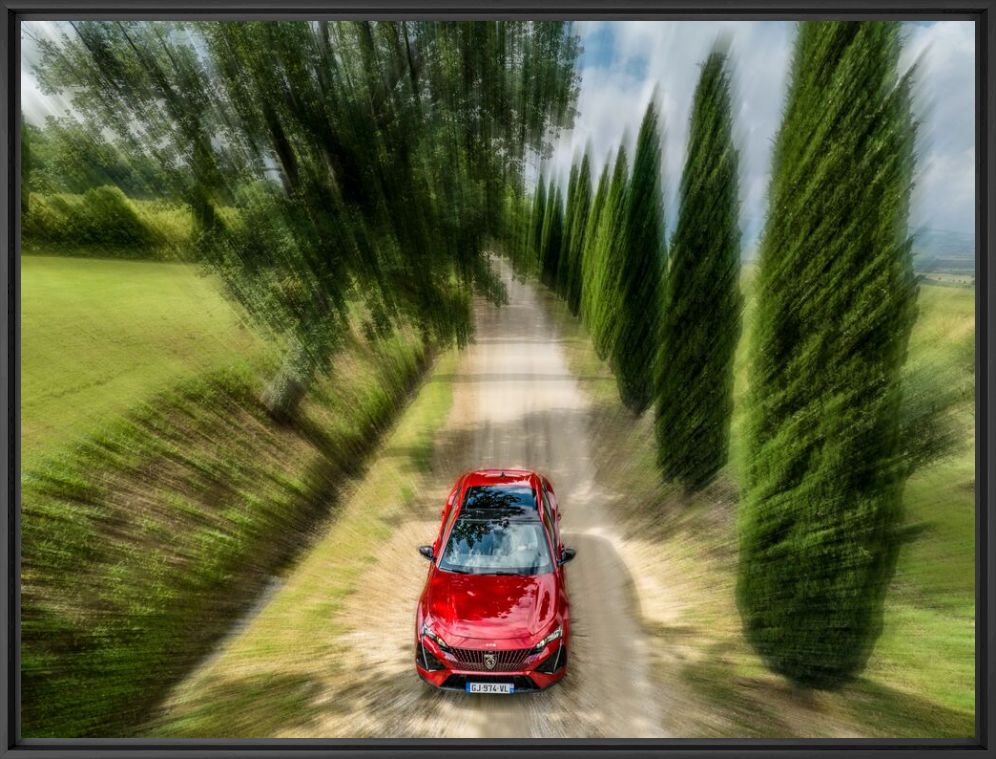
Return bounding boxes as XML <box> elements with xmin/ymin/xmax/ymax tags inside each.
<box><xmin>21</xmin><ymin>20</ymin><xmax>976</xmax><ymax>248</ymax></box>
<box><xmin>539</xmin><ymin>20</ymin><xmax>975</xmax><ymax>250</ymax></box>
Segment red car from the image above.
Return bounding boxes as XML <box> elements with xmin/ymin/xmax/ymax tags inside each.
<box><xmin>414</xmin><ymin>468</ymin><xmax>576</xmax><ymax>694</ymax></box>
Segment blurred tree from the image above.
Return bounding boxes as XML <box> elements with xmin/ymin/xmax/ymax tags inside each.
<box><xmin>587</xmin><ymin>145</ymin><xmax>629</xmax><ymax>361</ymax></box>
<box><xmin>558</xmin><ymin>161</ymin><xmax>580</xmax><ymax>298</ymax></box>
<box><xmin>580</xmin><ymin>160</ymin><xmax>610</xmax><ymax>328</ymax></box>
<box><xmin>737</xmin><ymin>21</ymin><xmax>918</xmax><ymax>689</ymax></box>
<box><xmin>35</xmin><ymin>20</ymin><xmax>581</xmax><ymax>417</ymax></box>
<box><xmin>563</xmin><ymin>151</ymin><xmax>592</xmax><ymax>315</ymax></box>
<box><xmin>530</xmin><ymin>175</ymin><xmax>548</xmax><ymax>264</ymax></box>
<box><xmin>23</xmin><ymin>118</ymin><xmax>166</xmax><ymax>198</ymax></box>
<box><xmin>656</xmin><ymin>49</ymin><xmax>742</xmax><ymax>489</ymax></box>
<box><xmin>21</xmin><ymin>113</ymin><xmax>31</xmax><ymax>216</ymax></box>
<box><xmin>612</xmin><ymin>101</ymin><xmax>666</xmax><ymax>414</ymax></box>
<box><xmin>503</xmin><ymin>184</ymin><xmax>534</xmax><ymax>274</ymax></box>
<box><xmin>539</xmin><ymin>180</ymin><xmax>564</xmax><ymax>288</ymax></box>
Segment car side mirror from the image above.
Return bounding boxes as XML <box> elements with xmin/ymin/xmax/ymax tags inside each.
<box><xmin>418</xmin><ymin>545</ymin><xmax>435</xmax><ymax>561</ymax></box>
<box><xmin>559</xmin><ymin>547</ymin><xmax>576</xmax><ymax>566</ymax></box>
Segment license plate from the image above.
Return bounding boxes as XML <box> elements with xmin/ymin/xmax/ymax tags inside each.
<box><xmin>466</xmin><ymin>682</ymin><xmax>514</xmax><ymax>694</ymax></box>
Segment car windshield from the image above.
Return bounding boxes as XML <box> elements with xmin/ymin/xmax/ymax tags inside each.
<box><xmin>438</xmin><ymin>483</ymin><xmax>553</xmax><ymax>575</ymax></box>
<box><xmin>439</xmin><ymin>515</ymin><xmax>553</xmax><ymax>575</ymax></box>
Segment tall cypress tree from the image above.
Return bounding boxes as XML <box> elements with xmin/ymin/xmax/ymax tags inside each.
<box><xmin>737</xmin><ymin>21</ymin><xmax>918</xmax><ymax>689</ymax></box>
<box><xmin>558</xmin><ymin>162</ymin><xmax>580</xmax><ymax>297</ymax></box>
<box><xmin>564</xmin><ymin>152</ymin><xmax>592</xmax><ymax>315</ymax></box>
<box><xmin>580</xmin><ymin>160</ymin><xmax>610</xmax><ymax>329</ymax></box>
<box><xmin>588</xmin><ymin>146</ymin><xmax>629</xmax><ymax>360</ymax></box>
<box><xmin>656</xmin><ymin>49</ymin><xmax>742</xmax><ymax>489</ymax></box>
<box><xmin>612</xmin><ymin>101</ymin><xmax>666</xmax><ymax>414</ymax></box>
<box><xmin>540</xmin><ymin>181</ymin><xmax>564</xmax><ymax>287</ymax></box>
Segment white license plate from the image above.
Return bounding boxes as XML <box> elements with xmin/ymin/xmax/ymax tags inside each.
<box><xmin>466</xmin><ymin>682</ymin><xmax>514</xmax><ymax>694</ymax></box>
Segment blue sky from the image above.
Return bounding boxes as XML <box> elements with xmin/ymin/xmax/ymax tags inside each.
<box><xmin>541</xmin><ymin>20</ymin><xmax>975</xmax><ymax>250</ymax></box>
<box><xmin>22</xmin><ymin>20</ymin><xmax>975</xmax><ymax>248</ymax></box>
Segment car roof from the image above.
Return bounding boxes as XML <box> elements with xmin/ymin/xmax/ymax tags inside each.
<box><xmin>459</xmin><ymin>468</ymin><xmax>544</xmax><ymax>490</ymax></box>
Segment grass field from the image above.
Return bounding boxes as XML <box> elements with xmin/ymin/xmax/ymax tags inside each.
<box><xmin>552</xmin><ymin>274</ymin><xmax>975</xmax><ymax>737</ymax></box>
<box><xmin>22</xmin><ymin>253</ymin><xmax>261</xmax><ymax>464</ymax></box>
<box><xmin>20</xmin><ymin>253</ymin><xmax>434</xmax><ymax>737</ymax></box>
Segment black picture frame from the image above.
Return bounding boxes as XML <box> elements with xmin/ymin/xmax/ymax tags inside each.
<box><xmin>1</xmin><ymin>1</ymin><xmax>993</xmax><ymax>756</ymax></box>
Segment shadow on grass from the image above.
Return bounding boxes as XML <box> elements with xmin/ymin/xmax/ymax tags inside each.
<box><xmin>840</xmin><ymin>678</ymin><xmax>974</xmax><ymax>738</ymax></box>
<box><xmin>679</xmin><ymin>640</ymin><xmax>796</xmax><ymax>737</ymax></box>
<box><xmin>679</xmin><ymin>639</ymin><xmax>974</xmax><ymax>738</ymax></box>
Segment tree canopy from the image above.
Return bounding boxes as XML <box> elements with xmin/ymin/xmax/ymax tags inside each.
<box><xmin>35</xmin><ymin>20</ymin><xmax>581</xmax><ymax>414</ymax></box>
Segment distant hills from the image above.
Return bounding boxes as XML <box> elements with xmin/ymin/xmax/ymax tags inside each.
<box><xmin>741</xmin><ymin>226</ymin><xmax>975</xmax><ymax>275</ymax></box>
<box><xmin>912</xmin><ymin>227</ymin><xmax>975</xmax><ymax>274</ymax></box>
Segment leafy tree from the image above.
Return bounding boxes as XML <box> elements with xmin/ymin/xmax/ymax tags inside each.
<box><xmin>22</xmin><ymin>117</ymin><xmax>166</xmax><ymax>198</ymax></box>
<box><xmin>612</xmin><ymin>101</ymin><xmax>666</xmax><ymax>413</ymax></box>
<box><xmin>35</xmin><ymin>21</ymin><xmax>581</xmax><ymax>416</ymax></box>
<box><xmin>656</xmin><ymin>49</ymin><xmax>742</xmax><ymax>489</ymax></box>
<box><xmin>737</xmin><ymin>21</ymin><xmax>918</xmax><ymax>689</ymax></box>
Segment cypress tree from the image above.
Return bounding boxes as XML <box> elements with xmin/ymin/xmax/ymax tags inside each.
<box><xmin>656</xmin><ymin>49</ymin><xmax>742</xmax><ymax>489</ymax></box>
<box><xmin>580</xmin><ymin>160</ymin><xmax>610</xmax><ymax>328</ymax></box>
<box><xmin>558</xmin><ymin>162</ymin><xmax>580</xmax><ymax>298</ymax></box>
<box><xmin>612</xmin><ymin>101</ymin><xmax>666</xmax><ymax>414</ymax></box>
<box><xmin>565</xmin><ymin>152</ymin><xmax>592</xmax><ymax>315</ymax></box>
<box><xmin>737</xmin><ymin>21</ymin><xmax>918</xmax><ymax>689</ymax></box>
<box><xmin>539</xmin><ymin>181</ymin><xmax>564</xmax><ymax>287</ymax></box>
<box><xmin>588</xmin><ymin>146</ymin><xmax>629</xmax><ymax>360</ymax></box>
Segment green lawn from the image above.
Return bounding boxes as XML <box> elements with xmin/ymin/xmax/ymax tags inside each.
<box><xmin>21</xmin><ymin>253</ymin><xmax>261</xmax><ymax>464</ymax></box>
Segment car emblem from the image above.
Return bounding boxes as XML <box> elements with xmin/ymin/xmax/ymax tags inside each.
<box><xmin>484</xmin><ymin>653</ymin><xmax>497</xmax><ymax>670</ymax></box>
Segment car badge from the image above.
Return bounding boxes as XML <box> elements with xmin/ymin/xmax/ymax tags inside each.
<box><xmin>484</xmin><ymin>653</ymin><xmax>497</xmax><ymax>670</ymax></box>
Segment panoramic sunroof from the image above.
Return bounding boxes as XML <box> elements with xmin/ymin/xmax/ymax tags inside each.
<box><xmin>461</xmin><ymin>485</ymin><xmax>538</xmax><ymax>519</ymax></box>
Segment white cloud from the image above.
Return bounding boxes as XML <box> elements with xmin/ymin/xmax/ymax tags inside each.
<box><xmin>903</xmin><ymin>20</ymin><xmax>975</xmax><ymax>234</ymax></box>
<box><xmin>543</xmin><ymin>19</ymin><xmax>975</xmax><ymax>243</ymax></box>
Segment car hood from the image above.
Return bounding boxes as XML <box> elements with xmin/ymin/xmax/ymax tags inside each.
<box><xmin>425</xmin><ymin>569</ymin><xmax>558</xmax><ymax>641</ymax></box>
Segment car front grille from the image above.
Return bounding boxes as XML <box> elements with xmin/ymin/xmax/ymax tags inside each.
<box><xmin>448</xmin><ymin>646</ymin><xmax>533</xmax><ymax>672</ymax></box>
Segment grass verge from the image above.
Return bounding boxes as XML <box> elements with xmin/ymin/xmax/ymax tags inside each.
<box><xmin>144</xmin><ymin>348</ymin><xmax>459</xmax><ymax>737</ymax></box>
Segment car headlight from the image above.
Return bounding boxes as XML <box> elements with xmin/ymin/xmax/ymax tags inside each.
<box><xmin>533</xmin><ymin>625</ymin><xmax>562</xmax><ymax>651</ymax></box>
<box><xmin>421</xmin><ymin>622</ymin><xmax>451</xmax><ymax>652</ymax></box>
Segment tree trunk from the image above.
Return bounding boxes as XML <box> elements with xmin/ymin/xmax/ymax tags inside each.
<box><xmin>260</xmin><ymin>341</ymin><xmax>315</xmax><ymax>422</ymax></box>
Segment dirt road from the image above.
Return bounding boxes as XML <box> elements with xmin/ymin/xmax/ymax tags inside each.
<box><xmin>155</xmin><ymin>260</ymin><xmax>671</xmax><ymax>738</ymax></box>
<box><xmin>330</xmin><ymin>261</ymin><xmax>669</xmax><ymax>738</ymax></box>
